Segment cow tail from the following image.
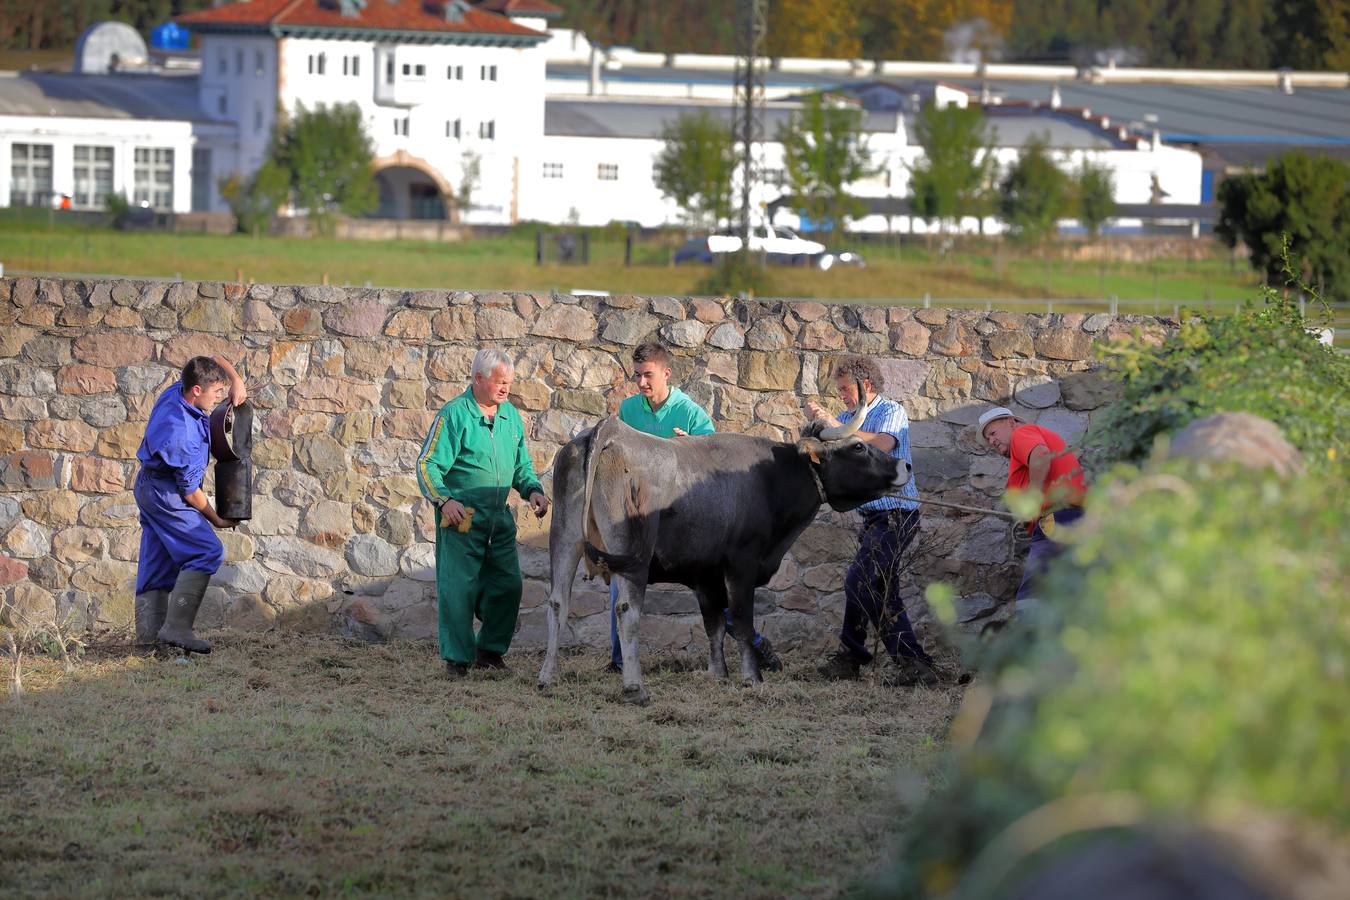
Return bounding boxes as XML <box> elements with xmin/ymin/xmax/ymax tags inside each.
<box><xmin>581</xmin><ymin>417</ymin><xmax>649</xmax><ymax>577</ymax></box>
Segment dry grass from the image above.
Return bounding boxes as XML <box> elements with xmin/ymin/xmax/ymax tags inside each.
<box><xmin>1</xmin><ymin>632</ymin><xmax>962</xmax><ymax>898</ymax></box>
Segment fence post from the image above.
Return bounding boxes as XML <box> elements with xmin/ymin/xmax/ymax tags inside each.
<box><xmin>923</xmin><ymin>293</ymin><xmax>930</xmax><ymax>309</ymax></box>
<box><xmin>1109</xmin><ymin>294</ymin><xmax>1118</xmax><ymax>315</ymax></box>
<box><xmin>535</xmin><ymin>230</ymin><xmax>543</xmax><ymax>266</ymax></box>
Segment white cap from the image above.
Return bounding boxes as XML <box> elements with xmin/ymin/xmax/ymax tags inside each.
<box><xmin>977</xmin><ymin>407</ymin><xmax>1015</xmax><ymax>432</ymax></box>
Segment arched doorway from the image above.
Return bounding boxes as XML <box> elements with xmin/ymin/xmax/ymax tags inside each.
<box><xmin>370</xmin><ymin>153</ymin><xmax>456</xmax><ymax>221</ymax></box>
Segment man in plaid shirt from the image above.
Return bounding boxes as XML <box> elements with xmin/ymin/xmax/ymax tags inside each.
<box><xmin>807</xmin><ymin>356</ymin><xmax>937</xmax><ymax>687</ymax></box>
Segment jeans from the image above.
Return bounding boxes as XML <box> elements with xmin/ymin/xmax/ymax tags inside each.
<box><xmin>840</xmin><ymin>508</ymin><xmax>927</xmax><ymax>665</ymax></box>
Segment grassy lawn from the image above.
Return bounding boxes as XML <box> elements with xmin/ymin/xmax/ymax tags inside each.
<box><xmin>1</xmin><ymin>633</ymin><xmax>961</xmax><ymax>898</ymax></box>
<box><xmin>0</xmin><ymin>211</ymin><xmax>1265</xmax><ymax>311</ymax></box>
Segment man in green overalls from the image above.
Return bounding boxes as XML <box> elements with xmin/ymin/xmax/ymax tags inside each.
<box><xmin>416</xmin><ymin>348</ymin><xmax>550</xmax><ymax>678</ymax></box>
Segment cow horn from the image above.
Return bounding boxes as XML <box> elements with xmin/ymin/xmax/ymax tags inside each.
<box><xmin>818</xmin><ymin>378</ymin><xmax>867</xmax><ymax>441</ymax></box>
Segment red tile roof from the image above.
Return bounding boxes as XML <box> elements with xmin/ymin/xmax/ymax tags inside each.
<box><xmin>177</xmin><ymin>0</ymin><xmax>547</xmax><ymax>40</ymax></box>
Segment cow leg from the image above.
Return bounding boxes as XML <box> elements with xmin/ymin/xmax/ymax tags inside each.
<box><xmin>538</xmin><ymin>539</ymin><xmax>582</xmax><ymax>689</ymax></box>
<box><xmin>539</xmin><ymin>436</ymin><xmax>588</xmax><ymax>690</ymax></box>
<box><xmin>696</xmin><ymin>580</ymin><xmax>729</xmax><ymax>680</ymax></box>
<box><xmin>725</xmin><ymin>575</ymin><xmax>763</xmax><ymax>686</ymax></box>
<box><xmin>615</xmin><ymin>575</ymin><xmax>650</xmax><ymax>705</ymax></box>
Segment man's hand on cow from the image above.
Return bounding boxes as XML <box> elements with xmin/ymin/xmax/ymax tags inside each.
<box><xmin>528</xmin><ymin>492</ymin><xmax>550</xmax><ymax>518</ymax></box>
<box><xmin>440</xmin><ymin>499</ymin><xmax>468</xmax><ymax>527</ymax></box>
<box><xmin>672</xmin><ymin>428</ymin><xmax>688</xmax><ymax>437</ymax></box>
<box><xmin>805</xmin><ymin>399</ymin><xmax>841</xmax><ymax>428</ymax></box>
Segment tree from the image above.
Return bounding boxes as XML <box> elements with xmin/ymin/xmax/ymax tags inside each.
<box><xmin>1075</xmin><ymin>158</ymin><xmax>1116</xmax><ymax>239</ymax></box>
<box><xmin>218</xmin><ymin>159</ymin><xmax>289</xmax><ymax>236</ymax></box>
<box><xmin>453</xmin><ymin>150</ymin><xmax>481</xmax><ymax>221</ymax></box>
<box><xmin>273</xmin><ymin>101</ymin><xmax>377</xmax><ymax>237</ymax></box>
<box><xmin>998</xmin><ymin>135</ymin><xmax>1072</xmax><ymax>246</ymax></box>
<box><xmin>1216</xmin><ymin>151</ymin><xmax>1350</xmax><ymax>300</ymax></box>
<box><xmin>907</xmin><ymin>102</ymin><xmax>997</xmax><ymax>235</ymax></box>
<box><xmin>777</xmin><ymin>94</ymin><xmax>874</xmax><ymax>236</ymax></box>
<box><xmin>766</xmin><ymin>0</ymin><xmax>860</xmax><ymax>58</ymax></box>
<box><xmin>653</xmin><ymin>111</ymin><xmax>736</xmax><ymax>230</ymax></box>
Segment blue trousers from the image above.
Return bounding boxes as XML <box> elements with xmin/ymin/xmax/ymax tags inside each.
<box><xmin>841</xmin><ymin>508</ymin><xmax>928</xmax><ymax>665</ymax></box>
<box><xmin>134</xmin><ymin>472</ymin><xmax>224</xmax><ymax>595</ymax></box>
<box><xmin>1014</xmin><ymin>507</ymin><xmax>1084</xmax><ymax>605</ymax></box>
<box><xmin>609</xmin><ymin>583</ymin><xmax>763</xmax><ymax>667</ymax></box>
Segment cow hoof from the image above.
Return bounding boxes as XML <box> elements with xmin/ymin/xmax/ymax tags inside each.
<box><xmin>536</xmin><ymin>680</ymin><xmax>552</xmax><ymax>692</ymax></box>
<box><xmin>622</xmin><ymin>684</ymin><xmax>650</xmax><ymax>706</ymax></box>
<box><xmin>740</xmin><ymin>675</ymin><xmax>763</xmax><ymax>687</ymax></box>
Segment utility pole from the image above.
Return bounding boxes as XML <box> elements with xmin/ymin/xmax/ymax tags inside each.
<box><xmin>732</xmin><ymin>0</ymin><xmax>768</xmax><ymax>245</ymax></box>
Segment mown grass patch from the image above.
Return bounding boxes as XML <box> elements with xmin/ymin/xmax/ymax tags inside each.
<box><xmin>2</xmin><ymin>633</ymin><xmax>962</xmax><ymax>898</ymax></box>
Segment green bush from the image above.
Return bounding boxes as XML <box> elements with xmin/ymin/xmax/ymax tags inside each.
<box><xmin>874</xmin><ymin>289</ymin><xmax>1350</xmax><ymax>899</ymax></box>
<box><xmin>1088</xmin><ymin>291</ymin><xmax>1349</xmax><ymax>468</ymax></box>
<box><xmin>876</xmin><ymin>465</ymin><xmax>1349</xmax><ymax>898</ymax></box>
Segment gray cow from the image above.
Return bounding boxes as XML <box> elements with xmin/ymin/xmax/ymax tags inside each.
<box><xmin>537</xmin><ymin>403</ymin><xmax>912</xmax><ymax>703</ymax></box>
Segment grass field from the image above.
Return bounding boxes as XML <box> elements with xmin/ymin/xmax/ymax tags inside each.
<box><xmin>0</xmin><ymin>211</ymin><xmax>1265</xmax><ymax>311</ymax></box>
<box><xmin>1</xmin><ymin>633</ymin><xmax>962</xmax><ymax>898</ymax></box>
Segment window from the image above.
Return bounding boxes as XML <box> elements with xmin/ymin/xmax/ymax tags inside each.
<box><xmin>235</xmin><ymin>48</ymin><xmax>243</xmax><ymax>75</ymax></box>
<box><xmin>479</xmin><ymin>120</ymin><xmax>495</xmax><ymax>140</ymax></box>
<box><xmin>446</xmin><ymin>119</ymin><xmax>461</xmax><ymax>139</ymax></box>
<box><xmin>385</xmin><ymin>56</ymin><xmax>394</xmax><ymax>83</ymax></box>
<box><xmin>344</xmin><ymin>54</ymin><xmax>360</xmax><ymax>77</ymax></box>
<box><xmin>543</xmin><ymin>162</ymin><xmax>564</xmax><ymax>179</ymax></box>
<box><xmin>133</xmin><ymin>148</ymin><xmax>174</xmax><ymax>210</ymax></box>
<box><xmin>480</xmin><ymin>64</ymin><xmax>497</xmax><ymax>81</ymax></box>
<box><xmin>394</xmin><ymin>117</ymin><xmax>409</xmax><ymax>137</ymax></box>
<box><xmin>447</xmin><ymin>64</ymin><xmax>463</xmax><ymax>80</ymax></box>
<box><xmin>401</xmin><ymin>63</ymin><xmax>426</xmax><ymax>80</ymax></box>
<box><xmin>10</xmin><ymin>143</ymin><xmax>53</xmax><ymax>207</ymax></box>
<box><xmin>217</xmin><ymin>49</ymin><xmax>227</xmax><ymax>76</ymax></box>
<box><xmin>217</xmin><ymin>93</ymin><xmax>227</xmax><ymax>115</ymax></box>
<box><xmin>72</xmin><ymin>146</ymin><xmax>114</xmax><ymax>210</ymax></box>
<box><xmin>254</xmin><ymin>101</ymin><xmax>264</xmax><ymax>134</ymax></box>
<box><xmin>255</xmin><ymin>50</ymin><xmax>264</xmax><ymax>76</ymax></box>
<box><xmin>351</xmin><ymin>55</ymin><xmax>360</xmax><ymax>77</ymax></box>
<box><xmin>597</xmin><ymin>163</ymin><xmax>618</xmax><ymax>181</ymax></box>
<box><xmin>308</xmin><ymin>53</ymin><xmax>326</xmax><ymax>75</ymax></box>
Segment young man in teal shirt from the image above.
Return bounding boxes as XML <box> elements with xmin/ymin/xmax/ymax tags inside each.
<box><xmin>607</xmin><ymin>342</ymin><xmax>782</xmax><ymax>672</ymax></box>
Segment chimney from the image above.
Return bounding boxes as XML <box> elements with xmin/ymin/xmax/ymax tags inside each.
<box><xmin>1050</xmin><ymin>84</ymin><xmax>1061</xmax><ymax>109</ymax></box>
<box><xmin>1151</xmin><ymin>128</ymin><xmax>1161</xmax><ymax>151</ymax></box>
<box><xmin>588</xmin><ymin>45</ymin><xmax>600</xmax><ymax>96</ymax></box>
<box><xmin>1278</xmin><ymin>68</ymin><xmax>1294</xmax><ymax>95</ymax></box>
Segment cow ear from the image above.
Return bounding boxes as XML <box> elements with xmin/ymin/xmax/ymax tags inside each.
<box><xmin>796</xmin><ymin>438</ymin><xmax>823</xmax><ymax>465</ymax></box>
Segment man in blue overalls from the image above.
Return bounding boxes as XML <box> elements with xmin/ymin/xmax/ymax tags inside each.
<box><xmin>134</xmin><ymin>355</ymin><xmax>246</xmax><ymax>653</ymax></box>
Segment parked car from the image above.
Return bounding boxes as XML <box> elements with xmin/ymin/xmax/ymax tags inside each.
<box><xmin>674</xmin><ymin>225</ymin><xmax>865</xmax><ymax>270</ymax></box>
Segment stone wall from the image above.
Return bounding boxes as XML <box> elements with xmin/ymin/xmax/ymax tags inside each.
<box><xmin>0</xmin><ymin>276</ymin><xmax>1164</xmax><ymax>658</ymax></box>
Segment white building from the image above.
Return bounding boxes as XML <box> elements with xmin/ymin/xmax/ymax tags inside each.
<box><xmin>6</xmin><ymin>0</ymin><xmax>1336</xmax><ymax>232</ymax></box>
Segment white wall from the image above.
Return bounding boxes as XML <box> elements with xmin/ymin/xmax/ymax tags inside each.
<box><xmin>0</xmin><ymin>115</ymin><xmax>205</xmax><ymax>213</ymax></box>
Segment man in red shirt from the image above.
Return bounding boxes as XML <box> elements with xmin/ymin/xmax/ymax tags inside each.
<box><xmin>978</xmin><ymin>407</ymin><xmax>1088</xmax><ymax>610</ymax></box>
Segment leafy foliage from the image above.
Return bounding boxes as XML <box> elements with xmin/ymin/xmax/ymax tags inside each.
<box><xmin>908</xmin><ymin>103</ymin><xmax>997</xmax><ymax>234</ymax></box>
<box><xmin>997</xmin><ymin>135</ymin><xmax>1072</xmax><ymax>246</ymax></box>
<box><xmin>0</xmin><ymin>1</ymin><xmax>214</xmax><ymax>52</ymax></box>
<box><xmin>878</xmin><ymin>465</ymin><xmax>1350</xmax><ymax>898</ymax></box>
<box><xmin>1216</xmin><ymin>151</ymin><xmax>1350</xmax><ymax>301</ymax></box>
<box><xmin>1090</xmin><ymin>282</ymin><xmax>1350</xmax><ymax>466</ymax></box>
<box><xmin>876</xmin><ymin>283</ymin><xmax>1350</xmax><ymax>898</ymax></box>
<box><xmin>272</xmin><ymin>102</ymin><xmax>377</xmax><ymax>237</ymax></box>
<box><xmin>1074</xmin><ymin>159</ymin><xmax>1115</xmax><ymax>239</ymax></box>
<box><xmin>561</xmin><ymin>0</ymin><xmax>1345</xmax><ymax>69</ymax></box>
<box><xmin>777</xmin><ymin>94</ymin><xmax>874</xmax><ymax>237</ymax></box>
<box><xmin>652</xmin><ymin>111</ymin><xmax>736</xmax><ymax>231</ymax></box>
<box><xmin>218</xmin><ymin>159</ymin><xmax>289</xmax><ymax>236</ymax></box>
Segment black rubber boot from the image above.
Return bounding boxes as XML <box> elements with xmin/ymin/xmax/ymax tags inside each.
<box><xmin>134</xmin><ymin>590</ymin><xmax>168</xmax><ymax>648</ymax></box>
<box><xmin>157</xmin><ymin>570</ymin><xmax>213</xmax><ymax>654</ymax></box>
<box><xmin>752</xmin><ymin>636</ymin><xmax>784</xmax><ymax>673</ymax></box>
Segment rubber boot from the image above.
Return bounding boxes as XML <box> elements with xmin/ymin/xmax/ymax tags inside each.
<box><xmin>134</xmin><ymin>590</ymin><xmax>168</xmax><ymax>648</ymax></box>
<box><xmin>157</xmin><ymin>570</ymin><xmax>213</xmax><ymax>654</ymax></box>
